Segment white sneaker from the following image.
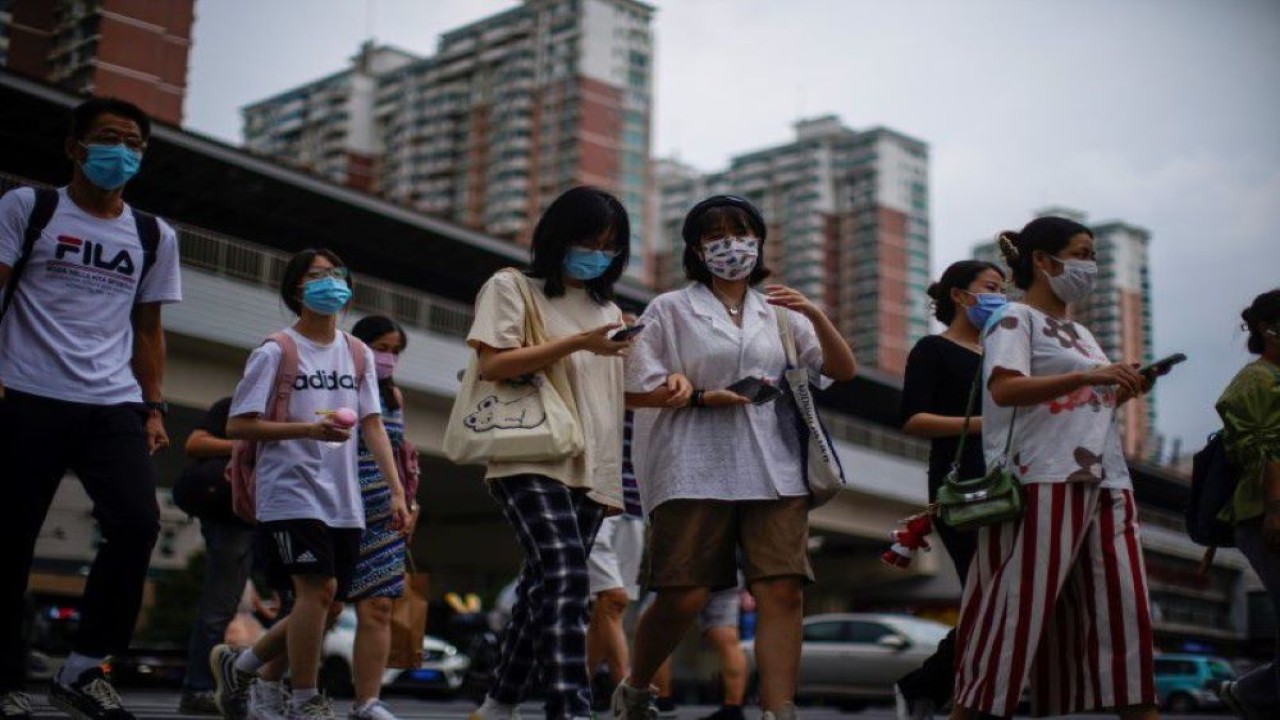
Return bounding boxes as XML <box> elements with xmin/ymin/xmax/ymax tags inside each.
<box><xmin>349</xmin><ymin>699</ymin><xmax>399</xmax><ymax>720</ymax></box>
<box><xmin>611</xmin><ymin>680</ymin><xmax>657</xmax><ymax>720</ymax></box>
<box><xmin>762</xmin><ymin>702</ymin><xmax>797</xmax><ymax>720</ymax></box>
<box><xmin>468</xmin><ymin>697</ymin><xmax>521</xmax><ymax>720</ymax></box>
<box><xmin>247</xmin><ymin>680</ymin><xmax>289</xmax><ymax>720</ymax></box>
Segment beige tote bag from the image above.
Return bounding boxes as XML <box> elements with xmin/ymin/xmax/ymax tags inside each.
<box><xmin>444</xmin><ymin>269</ymin><xmax>585</xmax><ymax>464</ymax></box>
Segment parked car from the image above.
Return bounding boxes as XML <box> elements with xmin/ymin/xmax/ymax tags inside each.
<box><xmin>1153</xmin><ymin>653</ymin><xmax>1233</xmax><ymax>714</ymax></box>
<box><xmin>320</xmin><ymin>607</ymin><xmax>470</xmax><ymax>698</ymax></box>
<box><xmin>743</xmin><ymin>613</ymin><xmax>951</xmax><ymax>709</ymax></box>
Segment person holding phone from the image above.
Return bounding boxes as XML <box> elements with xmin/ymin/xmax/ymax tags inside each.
<box><xmin>950</xmin><ymin>217</ymin><xmax>1161</xmax><ymax>720</ymax></box>
<box><xmin>614</xmin><ymin>195</ymin><xmax>856</xmax><ymax>720</ymax></box>
<box><xmin>892</xmin><ymin>259</ymin><xmax>1006</xmax><ymax>720</ymax></box>
<box><xmin>1216</xmin><ymin>289</ymin><xmax>1280</xmax><ymax>718</ymax></box>
<box><xmin>466</xmin><ymin>187</ymin><xmax>633</xmax><ymax>720</ymax></box>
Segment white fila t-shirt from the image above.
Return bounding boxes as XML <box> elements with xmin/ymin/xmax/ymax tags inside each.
<box><xmin>0</xmin><ymin>187</ymin><xmax>182</xmax><ymax>404</ymax></box>
<box><xmin>230</xmin><ymin>328</ymin><xmax>380</xmax><ymax>529</ymax></box>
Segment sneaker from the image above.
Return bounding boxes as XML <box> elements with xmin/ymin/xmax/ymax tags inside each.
<box><xmin>611</xmin><ymin>681</ymin><xmax>657</xmax><ymax>720</ymax></box>
<box><xmin>697</xmin><ymin>706</ymin><xmax>744</xmax><ymax>720</ymax></box>
<box><xmin>654</xmin><ymin>698</ymin><xmax>677</xmax><ymax>719</ymax></box>
<box><xmin>349</xmin><ymin>700</ymin><xmax>399</xmax><ymax>720</ymax></box>
<box><xmin>467</xmin><ymin>697</ymin><xmax>521</xmax><ymax>720</ymax></box>
<box><xmin>180</xmin><ymin>691</ymin><xmax>221</xmax><ymax>716</ymax></box>
<box><xmin>247</xmin><ymin>681</ymin><xmax>289</xmax><ymax>720</ymax></box>
<box><xmin>761</xmin><ymin>702</ymin><xmax>797</xmax><ymax>720</ymax></box>
<box><xmin>0</xmin><ymin>692</ymin><xmax>33</xmax><ymax>720</ymax></box>
<box><xmin>48</xmin><ymin>668</ymin><xmax>135</xmax><ymax>719</ymax></box>
<box><xmin>210</xmin><ymin>644</ymin><xmax>255</xmax><ymax>720</ymax></box>
<box><xmin>1219</xmin><ymin>681</ymin><xmax>1261</xmax><ymax>720</ymax></box>
<box><xmin>893</xmin><ymin>684</ymin><xmax>936</xmax><ymax>720</ymax></box>
<box><xmin>288</xmin><ymin>695</ymin><xmax>336</xmax><ymax>720</ymax></box>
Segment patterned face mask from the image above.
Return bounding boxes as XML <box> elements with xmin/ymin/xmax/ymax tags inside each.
<box><xmin>701</xmin><ymin>236</ymin><xmax>760</xmax><ymax>281</ymax></box>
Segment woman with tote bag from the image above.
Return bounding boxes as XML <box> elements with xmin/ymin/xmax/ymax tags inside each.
<box><xmin>612</xmin><ymin>195</ymin><xmax>855</xmax><ymax>720</ymax></box>
<box><xmin>460</xmin><ymin>187</ymin><xmax>634</xmax><ymax>720</ymax></box>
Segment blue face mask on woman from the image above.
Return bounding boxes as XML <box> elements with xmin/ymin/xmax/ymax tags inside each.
<box><xmin>563</xmin><ymin>248</ymin><xmax>616</xmax><ymax>281</ymax></box>
<box><xmin>302</xmin><ymin>277</ymin><xmax>352</xmax><ymax>315</ymax></box>
<box><xmin>964</xmin><ymin>292</ymin><xmax>1008</xmax><ymax>330</ymax></box>
<box><xmin>80</xmin><ymin>143</ymin><xmax>142</xmax><ymax>191</ymax></box>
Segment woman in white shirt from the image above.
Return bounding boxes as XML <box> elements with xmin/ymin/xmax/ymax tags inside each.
<box><xmin>465</xmin><ymin>187</ymin><xmax>634</xmax><ymax>720</ymax></box>
<box><xmin>612</xmin><ymin>196</ymin><xmax>856</xmax><ymax>720</ymax></box>
<box><xmin>951</xmin><ymin>216</ymin><xmax>1159</xmax><ymax>720</ymax></box>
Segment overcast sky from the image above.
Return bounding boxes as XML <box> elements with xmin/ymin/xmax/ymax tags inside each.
<box><xmin>185</xmin><ymin>0</ymin><xmax>1280</xmax><ymax>457</ymax></box>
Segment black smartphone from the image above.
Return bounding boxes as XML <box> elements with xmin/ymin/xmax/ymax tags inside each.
<box><xmin>611</xmin><ymin>324</ymin><xmax>646</xmax><ymax>342</ymax></box>
<box><xmin>1139</xmin><ymin>353</ymin><xmax>1187</xmax><ymax>378</ymax></box>
<box><xmin>726</xmin><ymin>376</ymin><xmax>784</xmax><ymax>404</ymax></box>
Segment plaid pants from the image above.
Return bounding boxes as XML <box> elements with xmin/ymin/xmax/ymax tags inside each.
<box><xmin>488</xmin><ymin>475</ymin><xmax>606</xmax><ymax>720</ymax></box>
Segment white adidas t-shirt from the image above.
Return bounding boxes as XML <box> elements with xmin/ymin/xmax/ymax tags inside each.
<box><xmin>981</xmin><ymin>303</ymin><xmax>1131</xmax><ymax>490</ymax></box>
<box><xmin>0</xmin><ymin>187</ymin><xmax>182</xmax><ymax>404</ymax></box>
<box><xmin>230</xmin><ymin>328</ymin><xmax>380</xmax><ymax>529</ymax></box>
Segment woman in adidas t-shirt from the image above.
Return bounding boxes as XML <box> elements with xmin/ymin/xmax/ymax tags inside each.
<box><xmin>215</xmin><ymin>249</ymin><xmax>410</xmax><ymax>720</ymax></box>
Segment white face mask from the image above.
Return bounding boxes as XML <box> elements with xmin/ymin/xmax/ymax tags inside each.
<box><xmin>1043</xmin><ymin>255</ymin><xmax>1098</xmax><ymax>304</ymax></box>
<box><xmin>701</xmin><ymin>236</ymin><xmax>760</xmax><ymax>282</ymax></box>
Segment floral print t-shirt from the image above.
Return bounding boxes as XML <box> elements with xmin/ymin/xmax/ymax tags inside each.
<box><xmin>981</xmin><ymin>302</ymin><xmax>1131</xmax><ymax>490</ymax></box>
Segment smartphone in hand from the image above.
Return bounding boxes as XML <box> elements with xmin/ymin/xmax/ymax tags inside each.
<box><xmin>1139</xmin><ymin>353</ymin><xmax>1187</xmax><ymax>379</ymax></box>
<box><xmin>611</xmin><ymin>324</ymin><xmax>646</xmax><ymax>342</ymax></box>
<box><xmin>726</xmin><ymin>376</ymin><xmax>784</xmax><ymax>404</ymax></box>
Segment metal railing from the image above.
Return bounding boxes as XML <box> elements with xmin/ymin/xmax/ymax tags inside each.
<box><xmin>0</xmin><ymin>172</ymin><xmax>476</xmax><ymax>339</ymax></box>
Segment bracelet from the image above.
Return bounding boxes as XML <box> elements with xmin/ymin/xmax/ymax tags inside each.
<box><xmin>690</xmin><ymin>389</ymin><xmax>705</xmax><ymax>408</ymax></box>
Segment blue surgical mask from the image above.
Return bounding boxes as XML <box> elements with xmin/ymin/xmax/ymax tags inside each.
<box><xmin>79</xmin><ymin>143</ymin><xmax>142</xmax><ymax>190</ymax></box>
<box><xmin>301</xmin><ymin>277</ymin><xmax>352</xmax><ymax>315</ymax></box>
<box><xmin>563</xmin><ymin>248</ymin><xmax>616</xmax><ymax>281</ymax></box>
<box><xmin>964</xmin><ymin>292</ymin><xmax>1008</xmax><ymax>330</ymax></box>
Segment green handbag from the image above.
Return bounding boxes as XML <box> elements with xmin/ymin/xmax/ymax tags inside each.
<box><xmin>934</xmin><ymin>352</ymin><xmax>1024</xmax><ymax>531</ymax></box>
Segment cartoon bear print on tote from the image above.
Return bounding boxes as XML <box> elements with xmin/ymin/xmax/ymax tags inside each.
<box><xmin>463</xmin><ymin>389</ymin><xmax>547</xmax><ymax>432</ymax></box>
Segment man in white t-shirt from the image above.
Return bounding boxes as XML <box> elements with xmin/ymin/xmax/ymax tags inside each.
<box><xmin>0</xmin><ymin>98</ymin><xmax>182</xmax><ymax>720</ymax></box>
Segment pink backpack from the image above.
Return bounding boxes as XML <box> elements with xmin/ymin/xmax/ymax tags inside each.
<box><xmin>226</xmin><ymin>331</ymin><xmax>368</xmax><ymax>523</ymax></box>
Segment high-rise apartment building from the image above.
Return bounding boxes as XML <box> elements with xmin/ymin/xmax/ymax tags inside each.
<box><xmin>243</xmin><ymin>43</ymin><xmax>418</xmax><ymax>193</ymax></box>
<box><xmin>974</xmin><ymin>208</ymin><xmax>1155</xmax><ymax>457</ymax></box>
<box><xmin>655</xmin><ymin>116</ymin><xmax>931</xmax><ymax>375</ymax></box>
<box><xmin>243</xmin><ymin>0</ymin><xmax>656</xmax><ymax>284</ymax></box>
<box><xmin>1</xmin><ymin>0</ymin><xmax>195</xmax><ymax>125</ymax></box>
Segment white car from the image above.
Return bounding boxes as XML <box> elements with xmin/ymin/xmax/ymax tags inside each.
<box><xmin>743</xmin><ymin>613</ymin><xmax>952</xmax><ymax>709</ymax></box>
<box><xmin>320</xmin><ymin>607</ymin><xmax>470</xmax><ymax>698</ymax></box>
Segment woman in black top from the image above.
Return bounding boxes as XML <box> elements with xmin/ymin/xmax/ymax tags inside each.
<box><xmin>893</xmin><ymin>260</ymin><xmax>1006</xmax><ymax>720</ymax></box>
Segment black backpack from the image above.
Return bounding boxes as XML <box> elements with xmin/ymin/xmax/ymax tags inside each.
<box><xmin>172</xmin><ymin>457</ymin><xmax>244</xmax><ymax>525</ymax></box>
<box><xmin>0</xmin><ymin>187</ymin><xmax>161</xmax><ymax>321</ymax></box>
<box><xmin>1186</xmin><ymin>432</ymin><xmax>1239</xmax><ymax>548</ymax></box>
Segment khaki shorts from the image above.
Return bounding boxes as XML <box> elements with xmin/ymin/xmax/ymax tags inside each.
<box><xmin>643</xmin><ymin>497</ymin><xmax>813</xmax><ymax>590</ymax></box>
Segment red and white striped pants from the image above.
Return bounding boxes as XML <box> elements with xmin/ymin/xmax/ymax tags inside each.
<box><xmin>953</xmin><ymin>483</ymin><xmax>1157</xmax><ymax>717</ymax></box>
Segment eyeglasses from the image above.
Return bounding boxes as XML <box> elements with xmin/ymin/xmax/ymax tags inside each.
<box><xmin>83</xmin><ymin>133</ymin><xmax>147</xmax><ymax>153</ymax></box>
<box><xmin>303</xmin><ymin>267</ymin><xmax>349</xmax><ymax>282</ymax></box>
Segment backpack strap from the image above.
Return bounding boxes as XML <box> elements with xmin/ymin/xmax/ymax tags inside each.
<box><xmin>132</xmin><ymin>209</ymin><xmax>161</xmax><ymax>286</ymax></box>
<box><xmin>343</xmin><ymin>332</ymin><xmax>368</xmax><ymax>388</ymax></box>
<box><xmin>264</xmin><ymin>331</ymin><xmax>300</xmax><ymax>422</ymax></box>
<box><xmin>0</xmin><ymin>187</ymin><xmax>59</xmax><ymax>323</ymax></box>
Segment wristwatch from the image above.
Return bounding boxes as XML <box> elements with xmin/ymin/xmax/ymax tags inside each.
<box><xmin>143</xmin><ymin>400</ymin><xmax>169</xmax><ymax>416</ymax></box>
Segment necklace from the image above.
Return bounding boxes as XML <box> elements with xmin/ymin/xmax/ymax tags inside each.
<box><xmin>710</xmin><ymin>285</ymin><xmax>745</xmax><ymax>316</ymax></box>
<box><xmin>942</xmin><ymin>332</ymin><xmax>982</xmax><ymax>354</ymax></box>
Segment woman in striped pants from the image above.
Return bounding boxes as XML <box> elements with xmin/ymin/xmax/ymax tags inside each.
<box><xmin>952</xmin><ymin>216</ymin><xmax>1161</xmax><ymax>720</ymax></box>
